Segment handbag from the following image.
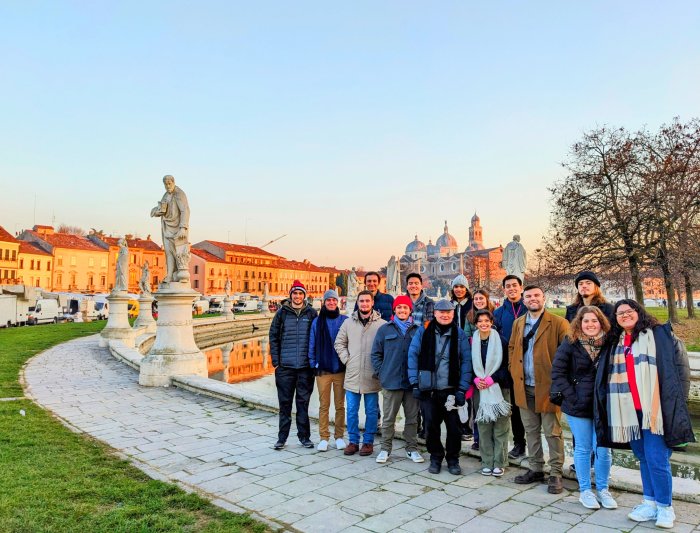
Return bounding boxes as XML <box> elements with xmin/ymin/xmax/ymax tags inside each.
<box><xmin>418</xmin><ymin>370</ymin><xmax>435</xmax><ymax>391</ymax></box>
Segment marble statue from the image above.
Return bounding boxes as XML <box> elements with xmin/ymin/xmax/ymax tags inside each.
<box><xmin>502</xmin><ymin>234</ymin><xmax>527</xmax><ymax>284</ymax></box>
<box><xmin>386</xmin><ymin>255</ymin><xmax>401</xmax><ymax>296</ymax></box>
<box><xmin>224</xmin><ymin>277</ymin><xmax>231</xmax><ymax>298</ymax></box>
<box><xmin>114</xmin><ymin>237</ymin><xmax>129</xmax><ymax>292</ymax></box>
<box><xmin>150</xmin><ymin>175</ymin><xmax>191</xmax><ymax>283</ymax></box>
<box><xmin>347</xmin><ymin>267</ymin><xmax>359</xmax><ymax>299</ymax></box>
<box><xmin>139</xmin><ymin>261</ymin><xmax>151</xmax><ymax>296</ymax></box>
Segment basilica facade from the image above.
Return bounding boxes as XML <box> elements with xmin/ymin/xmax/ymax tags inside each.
<box><xmin>399</xmin><ymin>214</ymin><xmax>506</xmax><ymax>294</ymax></box>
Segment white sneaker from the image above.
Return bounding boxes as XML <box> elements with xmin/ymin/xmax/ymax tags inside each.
<box><xmin>628</xmin><ymin>500</ymin><xmax>657</xmax><ymax>522</ymax></box>
<box><xmin>335</xmin><ymin>438</ymin><xmax>346</xmax><ymax>450</ymax></box>
<box><xmin>480</xmin><ymin>467</ymin><xmax>492</xmax><ymax>476</ymax></box>
<box><xmin>655</xmin><ymin>506</ymin><xmax>675</xmax><ymax>529</ymax></box>
<box><xmin>406</xmin><ymin>450</ymin><xmax>425</xmax><ymax>463</ymax></box>
<box><xmin>579</xmin><ymin>489</ymin><xmax>601</xmax><ymax>509</ymax></box>
<box><xmin>317</xmin><ymin>440</ymin><xmax>329</xmax><ymax>452</ymax></box>
<box><xmin>491</xmin><ymin>467</ymin><xmax>505</xmax><ymax>477</ymax></box>
<box><xmin>376</xmin><ymin>450</ymin><xmax>390</xmax><ymax>463</ymax></box>
<box><xmin>597</xmin><ymin>489</ymin><xmax>618</xmax><ymax>509</ymax></box>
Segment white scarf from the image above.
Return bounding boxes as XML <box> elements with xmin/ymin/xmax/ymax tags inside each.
<box><xmin>471</xmin><ymin>329</ymin><xmax>511</xmax><ymax>423</ymax></box>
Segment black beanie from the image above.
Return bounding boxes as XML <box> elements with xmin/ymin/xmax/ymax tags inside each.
<box><xmin>574</xmin><ymin>270</ymin><xmax>600</xmax><ymax>287</ymax></box>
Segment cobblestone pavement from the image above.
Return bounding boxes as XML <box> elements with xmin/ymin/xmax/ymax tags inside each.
<box><xmin>23</xmin><ymin>336</ymin><xmax>700</xmax><ymax>533</ymax></box>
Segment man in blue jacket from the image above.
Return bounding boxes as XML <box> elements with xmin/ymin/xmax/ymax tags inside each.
<box><xmin>364</xmin><ymin>271</ymin><xmax>395</xmax><ymax>321</ymax></box>
<box><xmin>408</xmin><ymin>300</ymin><xmax>473</xmax><ymax>475</ymax></box>
<box><xmin>493</xmin><ymin>274</ymin><xmax>528</xmax><ymax>459</ymax></box>
<box><xmin>308</xmin><ymin>289</ymin><xmax>348</xmax><ymax>452</ymax></box>
<box><xmin>269</xmin><ymin>280</ymin><xmax>318</xmax><ymax>450</ymax></box>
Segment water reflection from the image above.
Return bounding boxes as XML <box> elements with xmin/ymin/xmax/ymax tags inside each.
<box><xmin>204</xmin><ymin>335</ymin><xmax>274</xmax><ymax>384</ymax></box>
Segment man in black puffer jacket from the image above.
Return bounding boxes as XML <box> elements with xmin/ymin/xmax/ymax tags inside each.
<box><xmin>269</xmin><ymin>280</ymin><xmax>318</xmax><ymax>450</ymax></box>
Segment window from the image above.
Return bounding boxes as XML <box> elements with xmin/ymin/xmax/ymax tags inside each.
<box><xmin>101</xmin><ymin>258</ymin><xmax>106</xmax><ymax>268</ymax></box>
<box><xmin>194</xmin><ymin>280</ymin><xmax>199</xmax><ymax>288</ymax></box>
<box><xmin>88</xmin><ymin>257</ymin><xmax>94</xmax><ymax>267</ymax></box>
<box><xmin>35</xmin><ymin>278</ymin><xmax>39</xmax><ymax>287</ymax></box>
<box><xmin>210</xmin><ymin>268</ymin><xmax>214</xmax><ymax>275</ymax></box>
<box><xmin>19</xmin><ymin>259</ymin><xmax>23</xmax><ymax>268</ymax></box>
<box><xmin>30</xmin><ymin>260</ymin><xmax>35</xmax><ymax>270</ymax></box>
<box><xmin>70</xmin><ymin>274</ymin><xmax>76</xmax><ymax>285</ymax></box>
<box><xmin>57</xmin><ymin>273</ymin><xmax>62</xmax><ymax>286</ymax></box>
<box><xmin>101</xmin><ymin>276</ymin><xmax>106</xmax><ymax>286</ymax></box>
<box><xmin>57</xmin><ymin>256</ymin><xmax>63</xmax><ymax>266</ymax></box>
<box><xmin>11</xmin><ymin>270</ymin><xmax>15</xmax><ymax>279</ymax></box>
<box><xmin>70</xmin><ymin>256</ymin><xmax>77</xmax><ymax>266</ymax></box>
<box><xmin>88</xmin><ymin>275</ymin><xmax>94</xmax><ymax>286</ymax></box>
<box><xmin>47</xmin><ymin>261</ymin><xmax>51</xmax><ymax>270</ymax></box>
<box><xmin>11</xmin><ymin>250</ymin><xmax>16</xmax><ymax>261</ymax></box>
<box><xmin>154</xmin><ymin>257</ymin><xmax>159</xmax><ymax>266</ymax></box>
<box><xmin>194</xmin><ymin>265</ymin><xmax>199</xmax><ymax>274</ymax></box>
<box><xmin>153</xmin><ymin>276</ymin><xmax>158</xmax><ymax>285</ymax></box>
<box><xmin>37</xmin><ymin>261</ymin><xmax>41</xmax><ymax>270</ymax></box>
<box><xmin>3</xmin><ymin>250</ymin><xmax>8</xmax><ymax>260</ymax></box>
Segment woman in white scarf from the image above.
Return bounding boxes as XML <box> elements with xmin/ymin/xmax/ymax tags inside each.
<box><xmin>471</xmin><ymin>309</ymin><xmax>512</xmax><ymax>476</ymax></box>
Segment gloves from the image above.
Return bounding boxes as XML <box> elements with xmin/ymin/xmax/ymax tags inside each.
<box><xmin>455</xmin><ymin>391</ymin><xmax>466</xmax><ymax>407</ymax></box>
<box><xmin>474</xmin><ymin>377</ymin><xmax>482</xmax><ymax>387</ymax></box>
<box><xmin>444</xmin><ymin>394</ymin><xmax>457</xmax><ymax>411</ymax></box>
<box><xmin>412</xmin><ymin>387</ymin><xmax>422</xmax><ymax>399</ymax></box>
<box><xmin>484</xmin><ymin>376</ymin><xmax>494</xmax><ymax>387</ymax></box>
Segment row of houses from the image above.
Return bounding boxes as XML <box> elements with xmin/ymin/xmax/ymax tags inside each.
<box><xmin>0</xmin><ymin>224</ymin><xmax>341</xmax><ymax>298</ymax></box>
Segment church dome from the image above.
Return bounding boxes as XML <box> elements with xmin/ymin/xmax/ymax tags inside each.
<box><xmin>426</xmin><ymin>239</ymin><xmax>440</xmax><ymax>256</ymax></box>
<box><xmin>471</xmin><ymin>212</ymin><xmax>480</xmax><ymax>223</ymax></box>
<box><xmin>405</xmin><ymin>234</ymin><xmax>426</xmax><ymax>254</ymax></box>
<box><xmin>436</xmin><ymin>220</ymin><xmax>458</xmax><ymax>249</ymax></box>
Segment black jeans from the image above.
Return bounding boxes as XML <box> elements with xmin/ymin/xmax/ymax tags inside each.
<box><xmin>421</xmin><ymin>389</ymin><xmax>462</xmax><ymax>464</ymax></box>
<box><xmin>275</xmin><ymin>366</ymin><xmax>315</xmax><ymax>442</ymax></box>
<box><xmin>510</xmin><ymin>387</ymin><xmax>526</xmax><ymax>447</ymax></box>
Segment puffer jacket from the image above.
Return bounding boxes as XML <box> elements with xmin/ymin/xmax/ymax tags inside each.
<box><xmin>269</xmin><ymin>300</ymin><xmax>318</xmax><ymax>368</ymax></box>
<box><xmin>371</xmin><ymin>319</ymin><xmax>419</xmax><ymax>391</ymax></box>
<box><xmin>594</xmin><ymin>323</ymin><xmax>695</xmax><ymax>449</ymax></box>
<box><xmin>335</xmin><ymin>310</ymin><xmax>386</xmax><ymax>393</ymax></box>
<box><xmin>550</xmin><ymin>337</ymin><xmax>598</xmax><ymax>418</ymax></box>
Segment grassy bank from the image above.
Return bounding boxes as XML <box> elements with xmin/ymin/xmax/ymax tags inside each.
<box><xmin>0</xmin><ymin>323</ymin><xmax>265</xmax><ymax>533</ymax></box>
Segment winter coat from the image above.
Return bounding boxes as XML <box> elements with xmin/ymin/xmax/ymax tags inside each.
<box><xmin>407</xmin><ymin>325</ymin><xmax>474</xmax><ymax>394</ymax></box>
<box><xmin>565</xmin><ymin>301</ymin><xmax>615</xmax><ymax>324</ymax></box>
<box><xmin>550</xmin><ymin>337</ymin><xmax>599</xmax><ymax>418</ymax></box>
<box><xmin>508</xmin><ymin>311</ymin><xmax>570</xmax><ymax>413</ymax></box>
<box><xmin>269</xmin><ymin>300</ymin><xmax>318</xmax><ymax>368</ymax></box>
<box><xmin>308</xmin><ymin>314</ymin><xmax>349</xmax><ymax>373</ymax></box>
<box><xmin>594</xmin><ymin>323</ymin><xmax>695</xmax><ymax>449</ymax></box>
<box><xmin>371</xmin><ymin>320</ymin><xmax>419</xmax><ymax>391</ymax></box>
<box><xmin>493</xmin><ymin>299</ymin><xmax>526</xmax><ymax>342</ymax></box>
<box><xmin>355</xmin><ymin>292</ymin><xmax>395</xmax><ymax>321</ymax></box>
<box><xmin>411</xmin><ymin>292</ymin><xmax>434</xmax><ymax>327</ymax></box>
<box><xmin>335</xmin><ymin>310</ymin><xmax>386</xmax><ymax>393</ymax></box>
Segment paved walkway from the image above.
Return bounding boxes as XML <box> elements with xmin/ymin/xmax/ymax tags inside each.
<box><xmin>24</xmin><ymin>336</ymin><xmax>700</xmax><ymax>533</ymax></box>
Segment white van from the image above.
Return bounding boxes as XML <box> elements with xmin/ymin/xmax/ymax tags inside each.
<box><xmin>233</xmin><ymin>300</ymin><xmax>260</xmax><ymax>313</ymax></box>
<box><xmin>28</xmin><ymin>298</ymin><xmax>61</xmax><ymax>325</ymax></box>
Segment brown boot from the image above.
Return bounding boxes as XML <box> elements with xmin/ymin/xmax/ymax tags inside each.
<box><xmin>548</xmin><ymin>475</ymin><xmax>563</xmax><ymax>494</ymax></box>
<box><xmin>514</xmin><ymin>469</ymin><xmax>545</xmax><ymax>484</ymax></box>
<box><xmin>344</xmin><ymin>443</ymin><xmax>359</xmax><ymax>455</ymax></box>
<box><xmin>359</xmin><ymin>443</ymin><xmax>374</xmax><ymax>456</ymax></box>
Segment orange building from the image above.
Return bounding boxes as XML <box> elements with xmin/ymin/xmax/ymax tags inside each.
<box><xmin>17</xmin><ymin>242</ymin><xmax>53</xmax><ymax>289</ymax></box>
<box><xmin>190</xmin><ymin>248</ymin><xmax>230</xmax><ymax>294</ymax></box>
<box><xmin>19</xmin><ymin>225</ymin><xmax>109</xmax><ymax>293</ymax></box>
<box><xmin>204</xmin><ymin>337</ymin><xmax>273</xmax><ymax>384</ymax></box>
<box><xmin>88</xmin><ymin>233</ymin><xmax>165</xmax><ymax>293</ymax></box>
<box><xmin>0</xmin><ymin>225</ymin><xmax>20</xmax><ymax>284</ymax></box>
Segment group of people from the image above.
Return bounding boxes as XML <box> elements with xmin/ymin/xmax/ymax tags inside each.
<box><xmin>268</xmin><ymin>270</ymin><xmax>694</xmax><ymax>530</ymax></box>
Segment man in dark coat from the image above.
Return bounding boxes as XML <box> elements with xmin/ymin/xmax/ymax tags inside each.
<box><xmin>269</xmin><ymin>280</ymin><xmax>318</xmax><ymax>450</ymax></box>
<box><xmin>565</xmin><ymin>270</ymin><xmax>615</xmax><ymax>323</ymax></box>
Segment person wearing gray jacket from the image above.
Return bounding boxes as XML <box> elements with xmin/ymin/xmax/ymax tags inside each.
<box><xmin>371</xmin><ymin>295</ymin><xmax>424</xmax><ymax>464</ymax></box>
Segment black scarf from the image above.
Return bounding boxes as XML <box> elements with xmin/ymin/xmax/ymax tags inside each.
<box><xmin>419</xmin><ymin>319</ymin><xmax>461</xmax><ymax>388</ymax></box>
<box><xmin>315</xmin><ymin>306</ymin><xmax>340</xmax><ymax>363</ymax></box>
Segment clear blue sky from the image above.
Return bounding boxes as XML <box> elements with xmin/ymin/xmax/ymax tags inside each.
<box><xmin>2</xmin><ymin>1</ymin><xmax>699</xmax><ymax>269</ymax></box>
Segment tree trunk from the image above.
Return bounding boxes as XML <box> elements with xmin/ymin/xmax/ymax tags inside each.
<box><xmin>685</xmin><ymin>271</ymin><xmax>696</xmax><ymax>318</ymax></box>
<box><xmin>627</xmin><ymin>254</ymin><xmax>645</xmax><ymax>305</ymax></box>
<box><xmin>659</xmin><ymin>262</ymin><xmax>679</xmax><ymax>324</ymax></box>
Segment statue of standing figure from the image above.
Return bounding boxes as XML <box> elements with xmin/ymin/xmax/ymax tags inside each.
<box><xmin>150</xmin><ymin>175</ymin><xmax>191</xmax><ymax>284</ymax></box>
<box><xmin>347</xmin><ymin>267</ymin><xmax>359</xmax><ymax>299</ymax></box>
<box><xmin>139</xmin><ymin>261</ymin><xmax>152</xmax><ymax>296</ymax></box>
<box><xmin>114</xmin><ymin>238</ymin><xmax>129</xmax><ymax>293</ymax></box>
<box><xmin>386</xmin><ymin>255</ymin><xmax>401</xmax><ymax>296</ymax></box>
<box><xmin>224</xmin><ymin>277</ymin><xmax>232</xmax><ymax>298</ymax></box>
<box><xmin>502</xmin><ymin>234</ymin><xmax>527</xmax><ymax>284</ymax></box>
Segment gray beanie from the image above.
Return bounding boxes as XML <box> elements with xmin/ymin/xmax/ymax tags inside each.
<box><xmin>323</xmin><ymin>289</ymin><xmax>340</xmax><ymax>301</ymax></box>
<box><xmin>451</xmin><ymin>274</ymin><xmax>469</xmax><ymax>290</ymax></box>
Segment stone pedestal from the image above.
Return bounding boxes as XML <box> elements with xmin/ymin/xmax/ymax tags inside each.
<box><xmin>222</xmin><ymin>296</ymin><xmax>234</xmax><ymax>320</ymax></box>
<box><xmin>139</xmin><ymin>283</ymin><xmax>207</xmax><ymax>387</ymax></box>
<box><xmin>100</xmin><ymin>292</ymin><xmax>133</xmax><ymax>347</ymax></box>
<box><xmin>134</xmin><ymin>294</ymin><xmax>156</xmax><ymax>333</ymax></box>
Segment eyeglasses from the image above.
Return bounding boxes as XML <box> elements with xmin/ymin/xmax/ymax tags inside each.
<box><xmin>615</xmin><ymin>309</ymin><xmax>637</xmax><ymax>318</ymax></box>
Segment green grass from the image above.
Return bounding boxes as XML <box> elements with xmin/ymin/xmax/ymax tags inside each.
<box><xmin>0</xmin><ymin>324</ymin><xmax>266</xmax><ymax>533</ymax></box>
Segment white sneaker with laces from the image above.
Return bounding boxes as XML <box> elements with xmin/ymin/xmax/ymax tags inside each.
<box><xmin>317</xmin><ymin>440</ymin><xmax>329</xmax><ymax>452</ymax></box>
<box><xmin>628</xmin><ymin>500</ymin><xmax>657</xmax><ymax>522</ymax></box>
<box><xmin>655</xmin><ymin>506</ymin><xmax>675</xmax><ymax>529</ymax></box>
<box><xmin>406</xmin><ymin>451</ymin><xmax>425</xmax><ymax>463</ymax></box>
<box><xmin>597</xmin><ymin>489</ymin><xmax>618</xmax><ymax>509</ymax></box>
<box><xmin>480</xmin><ymin>467</ymin><xmax>492</xmax><ymax>476</ymax></box>
<box><xmin>376</xmin><ymin>450</ymin><xmax>390</xmax><ymax>463</ymax></box>
<box><xmin>335</xmin><ymin>438</ymin><xmax>346</xmax><ymax>450</ymax></box>
<box><xmin>579</xmin><ymin>489</ymin><xmax>601</xmax><ymax>509</ymax></box>
<box><xmin>491</xmin><ymin>467</ymin><xmax>505</xmax><ymax>477</ymax></box>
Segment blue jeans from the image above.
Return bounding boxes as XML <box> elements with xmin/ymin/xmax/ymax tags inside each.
<box><xmin>346</xmin><ymin>391</ymin><xmax>379</xmax><ymax>445</ymax></box>
<box><xmin>629</xmin><ymin>425</ymin><xmax>673</xmax><ymax>506</ymax></box>
<box><xmin>567</xmin><ymin>415</ymin><xmax>612</xmax><ymax>491</ymax></box>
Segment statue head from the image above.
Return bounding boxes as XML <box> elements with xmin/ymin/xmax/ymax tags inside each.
<box><xmin>162</xmin><ymin>175</ymin><xmax>176</xmax><ymax>193</ymax></box>
<box><xmin>118</xmin><ymin>237</ymin><xmax>127</xmax><ymax>248</ymax></box>
<box><xmin>512</xmin><ymin>234</ymin><xmax>520</xmax><ymax>242</ymax></box>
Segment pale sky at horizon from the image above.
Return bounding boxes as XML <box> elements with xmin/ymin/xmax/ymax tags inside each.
<box><xmin>2</xmin><ymin>2</ymin><xmax>700</xmax><ymax>270</ymax></box>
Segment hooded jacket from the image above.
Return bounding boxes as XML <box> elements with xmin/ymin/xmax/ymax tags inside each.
<box><xmin>335</xmin><ymin>310</ymin><xmax>386</xmax><ymax>393</ymax></box>
<box><xmin>371</xmin><ymin>319</ymin><xmax>419</xmax><ymax>391</ymax></box>
<box><xmin>269</xmin><ymin>299</ymin><xmax>318</xmax><ymax>368</ymax></box>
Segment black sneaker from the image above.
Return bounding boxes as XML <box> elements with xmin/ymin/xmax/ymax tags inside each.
<box><xmin>508</xmin><ymin>443</ymin><xmax>526</xmax><ymax>459</ymax></box>
<box><xmin>299</xmin><ymin>438</ymin><xmax>314</xmax><ymax>449</ymax></box>
<box><xmin>273</xmin><ymin>440</ymin><xmax>286</xmax><ymax>450</ymax></box>
<box><xmin>428</xmin><ymin>460</ymin><xmax>442</xmax><ymax>474</ymax></box>
<box><xmin>447</xmin><ymin>463</ymin><xmax>462</xmax><ymax>475</ymax></box>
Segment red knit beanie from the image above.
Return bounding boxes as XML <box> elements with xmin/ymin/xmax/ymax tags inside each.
<box><xmin>289</xmin><ymin>280</ymin><xmax>307</xmax><ymax>296</ymax></box>
<box><xmin>393</xmin><ymin>295</ymin><xmax>413</xmax><ymax>311</ymax></box>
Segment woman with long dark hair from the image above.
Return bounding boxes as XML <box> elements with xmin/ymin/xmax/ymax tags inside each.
<box><xmin>594</xmin><ymin>299</ymin><xmax>695</xmax><ymax>529</ymax></box>
<box><xmin>464</xmin><ymin>289</ymin><xmax>497</xmax><ymax>338</ymax></box>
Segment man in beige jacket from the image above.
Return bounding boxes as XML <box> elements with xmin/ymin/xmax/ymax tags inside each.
<box><xmin>335</xmin><ymin>290</ymin><xmax>386</xmax><ymax>456</ymax></box>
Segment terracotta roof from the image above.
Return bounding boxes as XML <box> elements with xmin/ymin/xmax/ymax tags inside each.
<box><xmin>278</xmin><ymin>258</ymin><xmax>326</xmax><ymax>272</ymax></box>
<box><xmin>202</xmin><ymin>240</ymin><xmax>279</xmax><ymax>258</ymax></box>
<box><xmin>98</xmin><ymin>235</ymin><xmax>162</xmax><ymax>251</ymax></box>
<box><xmin>18</xmin><ymin>241</ymin><xmax>51</xmax><ymax>256</ymax></box>
<box><xmin>0</xmin><ymin>225</ymin><xmax>18</xmax><ymax>243</ymax></box>
<box><xmin>33</xmin><ymin>225</ymin><xmax>53</xmax><ymax>230</ymax></box>
<box><xmin>191</xmin><ymin>248</ymin><xmax>229</xmax><ymax>264</ymax></box>
<box><xmin>26</xmin><ymin>230</ymin><xmax>105</xmax><ymax>252</ymax></box>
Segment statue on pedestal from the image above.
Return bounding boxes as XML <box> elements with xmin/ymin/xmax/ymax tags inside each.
<box><xmin>150</xmin><ymin>175</ymin><xmax>191</xmax><ymax>284</ymax></box>
<box><xmin>114</xmin><ymin>238</ymin><xmax>129</xmax><ymax>293</ymax></box>
<box><xmin>502</xmin><ymin>234</ymin><xmax>527</xmax><ymax>284</ymax></box>
<box><xmin>386</xmin><ymin>255</ymin><xmax>401</xmax><ymax>296</ymax></box>
<box><xmin>347</xmin><ymin>267</ymin><xmax>359</xmax><ymax>299</ymax></box>
<box><xmin>224</xmin><ymin>277</ymin><xmax>231</xmax><ymax>298</ymax></box>
<box><xmin>139</xmin><ymin>261</ymin><xmax>151</xmax><ymax>296</ymax></box>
